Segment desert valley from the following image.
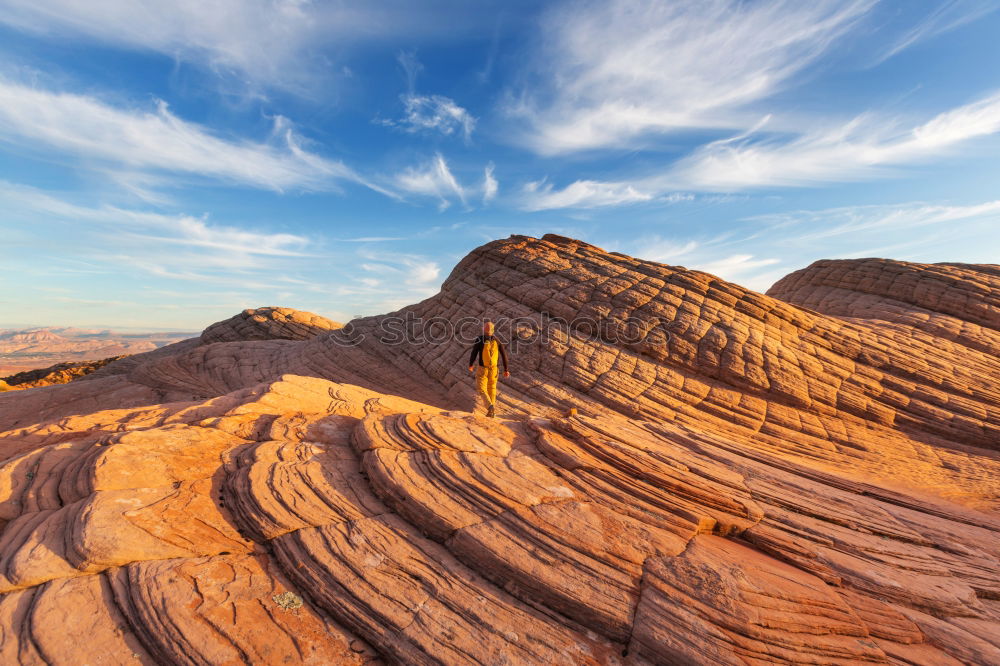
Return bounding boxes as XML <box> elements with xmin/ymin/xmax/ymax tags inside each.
<box><xmin>0</xmin><ymin>328</ymin><xmax>193</xmax><ymax>379</ymax></box>
<box><xmin>0</xmin><ymin>234</ymin><xmax>997</xmax><ymax>664</ymax></box>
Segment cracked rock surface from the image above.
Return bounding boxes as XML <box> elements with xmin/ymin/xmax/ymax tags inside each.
<box><xmin>0</xmin><ymin>235</ymin><xmax>998</xmax><ymax>664</ymax></box>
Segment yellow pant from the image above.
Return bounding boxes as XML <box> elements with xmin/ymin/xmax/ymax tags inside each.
<box><xmin>476</xmin><ymin>365</ymin><xmax>499</xmax><ymax>406</ymax></box>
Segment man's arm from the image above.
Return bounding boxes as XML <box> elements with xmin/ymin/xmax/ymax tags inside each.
<box><xmin>468</xmin><ymin>337</ymin><xmax>482</xmax><ymax>369</ymax></box>
<box><xmin>498</xmin><ymin>340</ymin><xmax>509</xmax><ymax>374</ymax></box>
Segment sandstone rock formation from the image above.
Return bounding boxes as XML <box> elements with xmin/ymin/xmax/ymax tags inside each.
<box><xmin>0</xmin><ymin>355</ymin><xmax>127</xmax><ymax>391</ymax></box>
<box><xmin>0</xmin><ymin>235</ymin><xmax>997</xmax><ymax>665</ymax></box>
<box><xmin>199</xmin><ymin>306</ymin><xmax>342</xmax><ymax>344</ymax></box>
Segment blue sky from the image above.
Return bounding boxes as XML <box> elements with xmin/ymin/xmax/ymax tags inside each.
<box><xmin>1</xmin><ymin>0</ymin><xmax>999</xmax><ymax>330</ymax></box>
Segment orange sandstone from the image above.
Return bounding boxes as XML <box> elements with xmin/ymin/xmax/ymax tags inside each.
<box><xmin>0</xmin><ymin>235</ymin><xmax>997</xmax><ymax>664</ymax></box>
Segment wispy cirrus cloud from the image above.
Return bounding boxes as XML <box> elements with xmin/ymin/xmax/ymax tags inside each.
<box><xmin>501</xmin><ymin>1</ymin><xmax>1000</xmax><ymax>211</ymax></box>
<box><xmin>523</xmin><ymin>90</ymin><xmax>1000</xmax><ymax>208</ymax></box>
<box><xmin>625</xmin><ymin>233</ymin><xmax>782</xmax><ymax>292</ymax></box>
<box><xmin>359</xmin><ymin>251</ymin><xmax>440</xmax><ymax>287</ymax></box>
<box><xmin>641</xmin><ymin>239</ymin><xmax>700</xmax><ymax>263</ymax></box>
<box><xmin>695</xmin><ymin>254</ymin><xmax>781</xmax><ymax>279</ymax></box>
<box><xmin>0</xmin><ymin>79</ymin><xmax>377</xmax><ymax>193</ymax></box>
<box><xmin>383</xmin><ymin>94</ymin><xmax>476</xmax><ymax>141</ymax></box>
<box><xmin>379</xmin><ymin>51</ymin><xmax>476</xmax><ymax>141</ymax></box>
<box><xmin>0</xmin><ymin>0</ymin><xmax>496</xmax><ymax>91</ymax></box>
<box><xmin>2</xmin><ymin>179</ymin><xmax>461</xmax><ymax>323</ymax></box>
<box><xmin>388</xmin><ymin>153</ymin><xmax>501</xmax><ymax>210</ymax></box>
<box><xmin>0</xmin><ymin>179</ymin><xmax>313</xmax><ymax>274</ymax></box>
<box><xmin>354</xmin><ymin>248</ymin><xmax>443</xmax><ymax>307</ymax></box>
<box><xmin>749</xmin><ymin>199</ymin><xmax>1000</xmax><ymax>243</ymax></box>
<box><xmin>0</xmin><ymin>0</ymin><xmax>336</xmax><ymax>93</ymax></box>
<box><xmin>622</xmin><ymin>197</ymin><xmax>1000</xmax><ymax>293</ymax></box>
<box><xmin>513</xmin><ymin>0</ymin><xmax>874</xmax><ymax>155</ymax></box>
<box><xmin>0</xmin><ymin>82</ymin><xmax>343</xmax><ymax>191</ymax></box>
<box><xmin>137</xmin><ymin>216</ymin><xmax>309</xmax><ymax>258</ymax></box>
<box><xmin>482</xmin><ymin>163</ymin><xmax>498</xmax><ymax>204</ymax></box>
<box><xmin>519</xmin><ymin>179</ymin><xmax>654</xmax><ymax>211</ymax></box>
<box><xmin>666</xmin><ymin>90</ymin><xmax>1000</xmax><ymax>189</ymax></box>
<box><xmin>2</xmin><ymin>180</ymin><xmax>356</xmax><ymax>327</ymax></box>
<box><xmin>391</xmin><ymin>153</ymin><xmax>466</xmax><ymax>210</ymax></box>
<box><xmin>876</xmin><ymin>0</ymin><xmax>999</xmax><ymax>64</ymax></box>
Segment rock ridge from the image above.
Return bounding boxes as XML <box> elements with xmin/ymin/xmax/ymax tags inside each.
<box><xmin>0</xmin><ymin>235</ymin><xmax>997</xmax><ymax>664</ymax></box>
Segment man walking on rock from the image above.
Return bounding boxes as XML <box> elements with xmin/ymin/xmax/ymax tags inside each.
<box><xmin>467</xmin><ymin>319</ymin><xmax>509</xmax><ymax>417</ymax></box>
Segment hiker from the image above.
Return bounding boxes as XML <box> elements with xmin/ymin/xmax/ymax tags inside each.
<box><xmin>467</xmin><ymin>319</ymin><xmax>510</xmax><ymax>417</ymax></box>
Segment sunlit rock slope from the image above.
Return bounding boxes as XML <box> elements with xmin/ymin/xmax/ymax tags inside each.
<box><xmin>0</xmin><ymin>234</ymin><xmax>997</xmax><ymax>665</ymax></box>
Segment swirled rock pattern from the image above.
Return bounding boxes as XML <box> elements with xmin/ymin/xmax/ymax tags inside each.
<box><xmin>0</xmin><ymin>235</ymin><xmax>997</xmax><ymax>664</ymax></box>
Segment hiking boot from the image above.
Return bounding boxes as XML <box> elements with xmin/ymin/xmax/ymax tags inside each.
<box><xmin>486</xmin><ymin>404</ymin><xmax>495</xmax><ymax>418</ymax></box>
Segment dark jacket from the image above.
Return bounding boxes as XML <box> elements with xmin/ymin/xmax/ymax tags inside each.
<box><xmin>468</xmin><ymin>335</ymin><xmax>509</xmax><ymax>372</ymax></box>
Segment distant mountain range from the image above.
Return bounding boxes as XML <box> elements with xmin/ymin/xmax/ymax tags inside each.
<box><xmin>0</xmin><ymin>326</ymin><xmax>195</xmax><ymax>374</ymax></box>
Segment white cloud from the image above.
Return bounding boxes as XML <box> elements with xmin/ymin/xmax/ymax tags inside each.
<box><xmin>379</xmin><ymin>51</ymin><xmax>476</xmax><ymax>141</ymax></box>
<box><xmin>0</xmin><ymin>0</ymin><xmax>320</xmax><ymax>89</ymax></box>
<box><xmin>877</xmin><ymin>0</ymin><xmax>999</xmax><ymax>64</ymax></box>
<box><xmin>614</xmin><ymin>197</ymin><xmax>1000</xmax><ymax>295</ymax></box>
<box><xmin>0</xmin><ymin>182</ymin><xmax>459</xmax><ymax>327</ymax></box>
<box><xmin>336</xmin><ymin>236</ymin><xmax>406</xmax><ymax>242</ymax></box>
<box><xmin>680</xmin><ymin>250</ymin><xmax>783</xmax><ymax>291</ymax></box>
<box><xmin>520</xmin><ymin>179</ymin><xmax>654</xmax><ymax>211</ymax></box>
<box><xmin>625</xmin><ymin>233</ymin><xmax>782</xmax><ymax>291</ymax></box>
<box><xmin>0</xmin><ymin>79</ymin><xmax>372</xmax><ymax>192</ymax></box>
<box><xmin>666</xmin><ymin>90</ymin><xmax>1000</xmax><ymax>189</ymax></box>
<box><xmin>0</xmin><ymin>1</ymin><xmax>491</xmax><ymax>91</ymax></box>
<box><xmin>749</xmin><ymin>199</ymin><xmax>1000</xmax><ymax>243</ymax></box>
<box><xmin>515</xmin><ymin>0</ymin><xmax>873</xmax><ymax>154</ymax></box>
<box><xmin>517</xmin><ymin>90</ymin><xmax>1000</xmax><ymax>206</ymax></box>
<box><xmin>356</xmin><ymin>249</ymin><xmax>442</xmax><ymax>304</ymax></box>
<box><xmin>911</xmin><ymin>92</ymin><xmax>1000</xmax><ymax>148</ymax></box>
<box><xmin>385</xmin><ymin>94</ymin><xmax>476</xmax><ymax>141</ymax></box>
<box><xmin>642</xmin><ymin>240</ymin><xmax>699</xmax><ymax>263</ymax></box>
<box><xmin>141</xmin><ymin>216</ymin><xmax>309</xmax><ymax>257</ymax></box>
<box><xmin>482</xmin><ymin>163</ymin><xmax>498</xmax><ymax>203</ymax></box>
<box><xmin>695</xmin><ymin>254</ymin><xmax>781</xmax><ymax>277</ymax></box>
<box><xmin>0</xmin><ymin>180</ymin><xmax>313</xmax><ymax>277</ymax></box>
<box><xmin>397</xmin><ymin>50</ymin><xmax>424</xmax><ymax>93</ymax></box>
<box><xmin>409</xmin><ymin>262</ymin><xmax>441</xmax><ymax>285</ymax></box>
<box><xmin>392</xmin><ymin>153</ymin><xmax>466</xmax><ymax>210</ymax></box>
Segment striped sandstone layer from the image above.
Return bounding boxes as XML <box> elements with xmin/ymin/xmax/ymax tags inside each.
<box><xmin>0</xmin><ymin>235</ymin><xmax>997</xmax><ymax>664</ymax></box>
